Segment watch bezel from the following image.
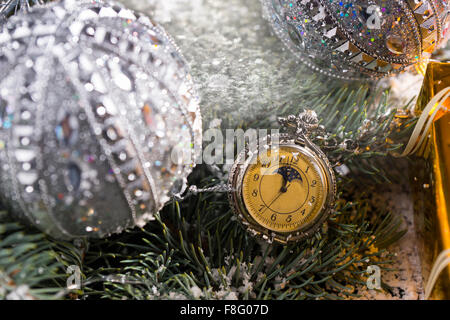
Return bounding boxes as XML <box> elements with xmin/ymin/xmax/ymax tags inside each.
<box><xmin>228</xmin><ymin>133</ymin><xmax>336</xmax><ymax>244</ymax></box>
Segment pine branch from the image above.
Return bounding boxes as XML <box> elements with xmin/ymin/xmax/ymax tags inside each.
<box><xmin>233</xmin><ymin>85</ymin><xmax>415</xmax><ymax>182</ymax></box>
<box><xmin>0</xmin><ymin>210</ymin><xmax>76</xmax><ymax>299</ymax></box>
<box><xmin>77</xmin><ymin>185</ymin><xmax>405</xmax><ymax>300</ymax></box>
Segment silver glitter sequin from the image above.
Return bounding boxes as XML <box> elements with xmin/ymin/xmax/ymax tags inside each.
<box><xmin>262</xmin><ymin>0</ymin><xmax>450</xmax><ymax>80</ymax></box>
<box><xmin>0</xmin><ymin>0</ymin><xmax>202</xmax><ymax>239</ymax></box>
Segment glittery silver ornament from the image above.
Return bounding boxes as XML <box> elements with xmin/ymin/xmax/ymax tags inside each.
<box><xmin>0</xmin><ymin>0</ymin><xmax>202</xmax><ymax>239</ymax></box>
<box><xmin>263</xmin><ymin>0</ymin><xmax>450</xmax><ymax>80</ymax></box>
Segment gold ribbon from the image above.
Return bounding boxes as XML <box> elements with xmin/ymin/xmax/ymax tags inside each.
<box><xmin>425</xmin><ymin>249</ymin><xmax>450</xmax><ymax>300</ymax></box>
<box><xmin>399</xmin><ymin>86</ymin><xmax>450</xmax><ymax>157</ymax></box>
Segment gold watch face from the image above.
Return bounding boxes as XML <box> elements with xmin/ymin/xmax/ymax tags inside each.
<box><xmin>241</xmin><ymin>145</ymin><xmax>328</xmax><ymax>234</ymax></box>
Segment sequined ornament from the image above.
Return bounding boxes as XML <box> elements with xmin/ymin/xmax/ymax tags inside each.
<box><xmin>0</xmin><ymin>0</ymin><xmax>202</xmax><ymax>239</ymax></box>
<box><xmin>263</xmin><ymin>0</ymin><xmax>450</xmax><ymax>80</ymax></box>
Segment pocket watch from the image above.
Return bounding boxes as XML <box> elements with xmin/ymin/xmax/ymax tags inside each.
<box><xmin>228</xmin><ymin>110</ymin><xmax>336</xmax><ymax>244</ymax></box>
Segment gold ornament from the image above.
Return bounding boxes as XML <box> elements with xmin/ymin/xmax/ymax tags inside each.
<box><xmin>401</xmin><ymin>61</ymin><xmax>450</xmax><ymax>299</ymax></box>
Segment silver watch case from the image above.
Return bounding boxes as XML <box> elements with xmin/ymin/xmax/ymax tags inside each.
<box><xmin>228</xmin><ymin>133</ymin><xmax>337</xmax><ymax>244</ymax></box>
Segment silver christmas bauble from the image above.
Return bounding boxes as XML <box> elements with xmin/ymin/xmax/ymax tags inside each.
<box><xmin>263</xmin><ymin>0</ymin><xmax>450</xmax><ymax>80</ymax></box>
<box><xmin>0</xmin><ymin>0</ymin><xmax>202</xmax><ymax>239</ymax></box>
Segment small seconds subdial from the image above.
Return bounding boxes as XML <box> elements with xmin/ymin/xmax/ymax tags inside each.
<box><xmin>242</xmin><ymin>146</ymin><xmax>326</xmax><ymax>233</ymax></box>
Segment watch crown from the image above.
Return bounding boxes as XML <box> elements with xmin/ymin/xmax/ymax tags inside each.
<box><xmin>288</xmin><ymin>115</ymin><xmax>297</xmax><ymax>122</ymax></box>
<box><xmin>279</xmin><ymin>109</ymin><xmax>319</xmax><ymax>137</ymax></box>
<box><xmin>298</xmin><ymin>110</ymin><xmax>319</xmax><ymax>132</ymax></box>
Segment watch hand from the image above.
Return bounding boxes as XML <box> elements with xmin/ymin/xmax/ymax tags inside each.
<box><xmin>261</xmin><ymin>192</ymin><xmax>283</xmax><ymax>214</ymax></box>
<box><xmin>280</xmin><ymin>176</ymin><xmax>288</xmax><ymax>192</ymax></box>
<box><xmin>280</xmin><ymin>179</ymin><xmax>289</xmax><ymax>193</ymax></box>
<box><xmin>282</xmin><ymin>182</ymin><xmax>292</xmax><ymax>193</ymax></box>
<box><xmin>261</xmin><ymin>182</ymin><xmax>292</xmax><ymax>214</ymax></box>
